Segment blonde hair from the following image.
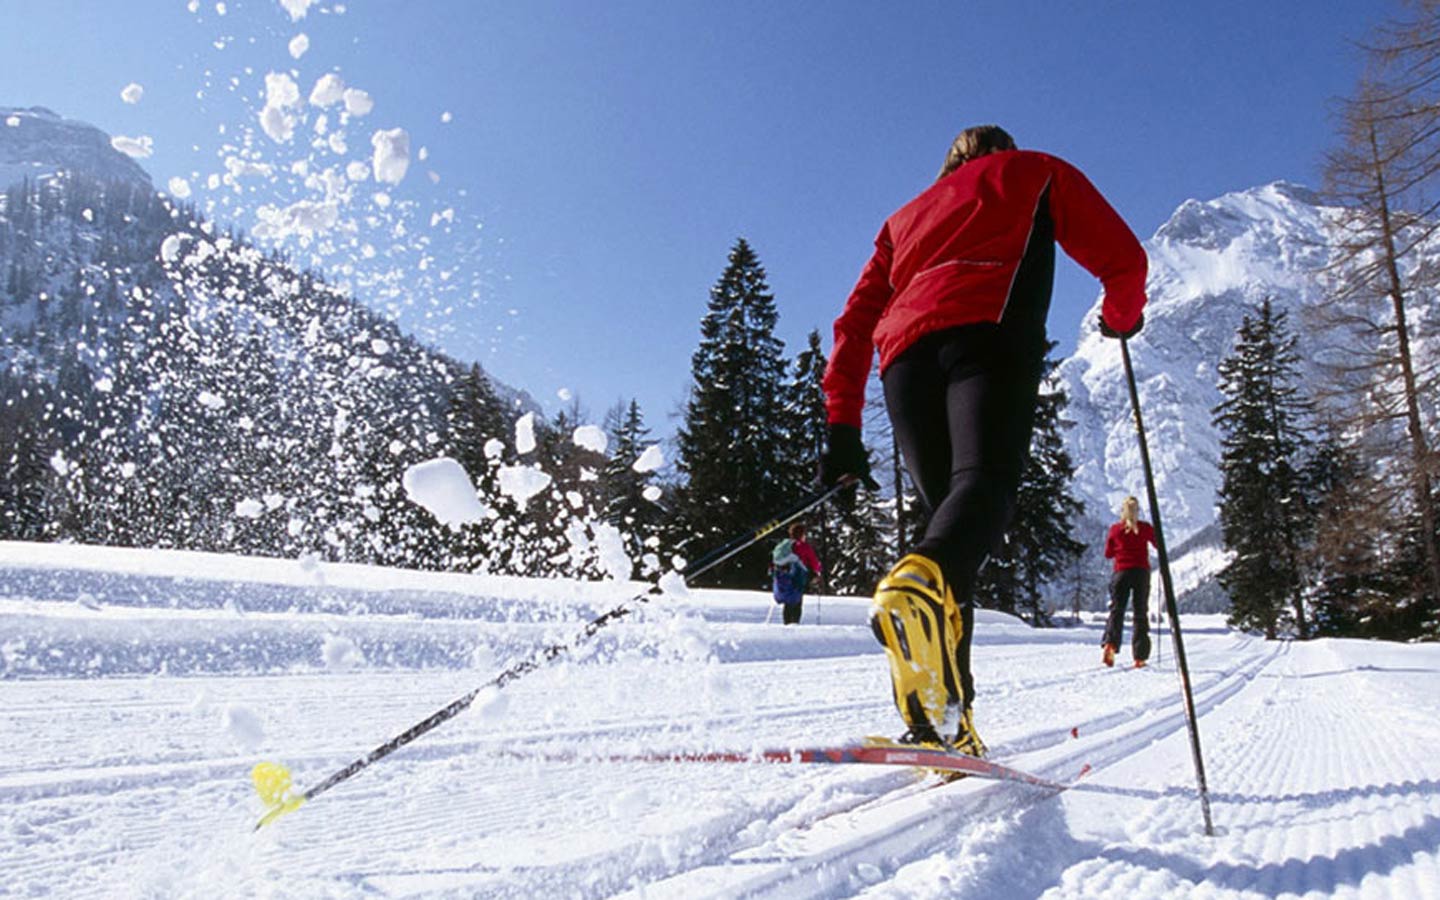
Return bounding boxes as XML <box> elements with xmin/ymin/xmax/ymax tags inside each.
<box><xmin>938</xmin><ymin>125</ymin><xmax>1017</xmax><ymax>180</ymax></box>
<box><xmin>1119</xmin><ymin>496</ymin><xmax>1141</xmax><ymax>534</ymax></box>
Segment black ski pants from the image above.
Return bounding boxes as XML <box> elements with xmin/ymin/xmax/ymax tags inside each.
<box><xmin>782</xmin><ymin>600</ymin><xmax>803</xmax><ymax>625</ymax></box>
<box><xmin>882</xmin><ymin>323</ymin><xmax>1045</xmax><ymax>709</ymax></box>
<box><xmin>1103</xmin><ymin>567</ymin><xmax>1151</xmax><ymax>661</ymax></box>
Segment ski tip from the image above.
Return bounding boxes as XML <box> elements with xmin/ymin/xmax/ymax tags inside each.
<box><xmin>252</xmin><ymin>761</ymin><xmax>306</xmax><ymax>831</ymax></box>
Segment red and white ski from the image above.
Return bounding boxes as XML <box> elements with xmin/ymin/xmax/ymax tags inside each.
<box><xmin>506</xmin><ymin>737</ymin><xmax>1088</xmax><ymax>790</ymax></box>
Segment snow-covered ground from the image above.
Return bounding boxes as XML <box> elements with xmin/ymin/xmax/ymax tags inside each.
<box><xmin>4</xmin><ymin>541</ymin><xmax>1439</xmax><ymax>899</ymax></box>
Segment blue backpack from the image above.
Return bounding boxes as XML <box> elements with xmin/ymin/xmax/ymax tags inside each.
<box><xmin>771</xmin><ymin>539</ymin><xmax>808</xmax><ymax>604</ymax></box>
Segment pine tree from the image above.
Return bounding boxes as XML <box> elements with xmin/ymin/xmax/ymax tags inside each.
<box><xmin>672</xmin><ymin>238</ymin><xmax>792</xmax><ymax>587</ymax></box>
<box><xmin>1213</xmin><ymin>300</ymin><xmax>1314</xmax><ymax>639</ymax></box>
<box><xmin>601</xmin><ymin>399</ymin><xmax>664</xmax><ymax>577</ymax></box>
<box><xmin>973</xmin><ymin>345</ymin><xmax>1085</xmax><ymax>624</ymax></box>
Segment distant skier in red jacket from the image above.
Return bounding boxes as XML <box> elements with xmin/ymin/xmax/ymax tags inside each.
<box><xmin>818</xmin><ymin>125</ymin><xmax>1148</xmax><ymax>755</ymax></box>
<box><xmin>1103</xmin><ymin>496</ymin><xmax>1156</xmax><ymax>668</ymax></box>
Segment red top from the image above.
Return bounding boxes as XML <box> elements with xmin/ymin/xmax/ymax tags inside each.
<box><xmin>793</xmin><ymin>538</ymin><xmax>822</xmax><ymax>575</ymax></box>
<box><xmin>823</xmin><ymin>149</ymin><xmax>1147</xmax><ymax>427</ymax></box>
<box><xmin>1105</xmin><ymin>521</ymin><xmax>1155</xmax><ymax>571</ymax></box>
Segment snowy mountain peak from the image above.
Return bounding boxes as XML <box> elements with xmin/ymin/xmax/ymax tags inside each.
<box><xmin>1153</xmin><ymin>181</ymin><xmax>1325</xmax><ymax>252</ymax></box>
<box><xmin>1058</xmin><ymin>180</ymin><xmax>1356</xmax><ymax>597</ymax></box>
<box><xmin>0</xmin><ymin>105</ymin><xmax>152</xmax><ymax>191</ymax></box>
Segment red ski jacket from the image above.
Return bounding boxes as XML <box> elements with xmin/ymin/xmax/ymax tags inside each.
<box><xmin>1105</xmin><ymin>521</ymin><xmax>1155</xmax><ymax>571</ymax></box>
<box><xmin>823</xmin><ymin>149</ymin><xmax>1148</xmax><ymax>427</ymax></box>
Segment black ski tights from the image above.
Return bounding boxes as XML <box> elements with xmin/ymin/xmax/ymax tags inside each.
<box><xmin>882</xmin><ymin>324</ymin><xmax>1044</xmax><ymax>702</ymax></box>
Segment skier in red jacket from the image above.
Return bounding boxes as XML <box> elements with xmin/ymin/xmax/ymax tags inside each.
<box><xmin>1103</xmin><ymin>496</ymin><xmax>1156</xmax><ymax>668</ymax></box>
<box><xmin>819</xmin><ymin>125</ymin><xmax>1147</xmax><ymax>754</ymax></box>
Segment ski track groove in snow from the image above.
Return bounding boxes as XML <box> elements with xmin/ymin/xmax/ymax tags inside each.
<box><xmin>617</xmin><ymin>636</ymin><xmax>1282</xmax><ymax>898</ymax></box>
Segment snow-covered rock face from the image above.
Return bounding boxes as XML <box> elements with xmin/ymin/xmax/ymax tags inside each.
<box><xmin>0</xmin><ymin>106</ymin><xmax>153</xmax><ymax>190</ymax></box>
<box><xmin>1058</xmin><ymin>181</ymin><xmax>1409</xmax><ymax>548</ymax></box>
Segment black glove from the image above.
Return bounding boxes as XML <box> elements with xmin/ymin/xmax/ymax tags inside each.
<box><xmin>1098</xmin><ymin>311</ymin><xmax>1144</xmax><ymax>340</ymax></box>
<box><xmin>819</xmin><ymin>424</ymin><xmax>880</xmax><ymax>490</ymax></box>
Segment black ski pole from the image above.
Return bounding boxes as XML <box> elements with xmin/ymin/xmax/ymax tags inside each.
<box><xmin>1120</xmin><ymin>334</ymin><xmax>1215</xmax><ymax>836</ymax></box>
<box><xmin>251</xmin><ymin>479</ymin><xmax>856</xmax><ymax>829</ymax></box>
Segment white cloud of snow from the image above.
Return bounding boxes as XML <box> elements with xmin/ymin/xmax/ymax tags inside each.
<box><xmin>5</xmin><ymin>115</ymin><xmax>19</xmax><ymax>127</ymax></box>
<box><xmin>120</xmin><ymin>83</ymin><xmax>144</xmax><ymax>104</ymax></box>
<box><xmin>110</xmin><ymin>135</ymin><xmax>154</xmax><ymax>158</ymax></box>
<box><xmin>572</xmin><ymin>425</ymin><xmax>607</xmax><ymax>454</ymax></box>
<box><xmin>402</xmin><ymin>457</ymin><xmax>487</xmax><ymax>527</ymax></box>
<box><xmin>370</xmin><ymin>128</ymin><xmax>409</xmax><ymax>184</ymax></box>
<box><xmin>253</xmin><ymin>199</ymin><xmax>340</xmax><ymax>240</ymax></box>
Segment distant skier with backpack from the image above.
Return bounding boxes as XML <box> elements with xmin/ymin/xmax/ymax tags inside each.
<box><xmin>819</xmin><ymin>125</ymin><xmax>1147</xmax><ymax>755</ymax></box>
<box><xmin>771</xmin><ymin>523</ymin><xmax>822</xmax><ymax>625</ymax></box>
<box><xmin>1103</xmin><ymin>495</ymin><xmax>1156</xmax><ymax>668</ymax></box>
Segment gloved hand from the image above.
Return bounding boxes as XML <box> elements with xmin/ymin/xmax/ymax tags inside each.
<box><xmin>819</xmin><ymin>424</ymin><xmax>880</xmax><ymax>490</ymax></box>
<box><xmin>1098</xmin><ymin>312</ymin><xmax>1144</xmax><ymax>340</ymax></box>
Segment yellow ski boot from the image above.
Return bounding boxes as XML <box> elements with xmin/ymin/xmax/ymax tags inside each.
<box><xmin>952</xmin><ymin>706</ymin><xmax>988</xmax><ymax>759</ymax></box>
<box><xmin>869</xmin><ymin>553</ymin><xmax>963</xmax><ymax>738</ymax></box>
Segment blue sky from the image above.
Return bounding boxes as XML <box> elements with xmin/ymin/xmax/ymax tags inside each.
<box><xmin>1</xmin><ymin>0</ymin><xmax>1390</xmax><ymax>436</ymax></box>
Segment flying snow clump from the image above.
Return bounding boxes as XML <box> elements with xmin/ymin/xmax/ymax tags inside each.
<box><xmin>572</xmin><ymin>425</ymin><xmax>607</xmax><ymax>454</ymax></box>
<box><xmin>167</xmin><ymin>176</ymin><xmax>192</xmax><ymax>199</ymax></box>
<box><xmin>343</xmin><ymin>88</ymin><xmax>374</xmax><ymax>116</ymax></box>
<box><xmin>514</xmin><ymin>412</ymin><xmax>537</xmax><ymax>454</ymax></box>
<box><xmin>497</xmin><ymin>465</ymin><xmax>552</xmax><ymax>508</ymax></box>
<box><xmin>279</xmin><ymin>0</ymin><xmax>313</xmax><ymax>21</ymax></box>
<box><xmin>592</xmin><ymin>522</ymin><xmax>633</xmax><ymax>581</ymax></box>
<box><xmin>309</xmin><ymin>73</ymin><xmax>346</xmax><ymax>107</ymax></box>
<box><xmin>160</xmin><ymin>234</ymin><xmax>187</xmax><ymax>264</ymax></box>
<box><xmin>402</xmin><ymin>457</ymin><xmax>488</xmax><ymax>527</ymax></box>
<box><xmin>260</xmin><ymin>72</ymin><xmax>302</xmax><ymax>143</ymax></box>
<box><xmin>288</xmin><ymin>33</ymin><xmax>310</xmax><ymax>59</ymax></box>
<box><xmin>120</xmin><ymin>83</ymin><xmax>144</xmax><ymax>104</ymax></box>
<box><xmin>633</xmin><ymin>445</ymin><xmax>665</xmax><ymax>473</ymax></box>
<box><xmin>370</xmin><ymin>127</ymin><xmax>410</xmax><ymax>184</ymax></box>
<box><xmin>110</xmin><ymin>135</ymin><xmax>154</xmax><ymax>158</ymax></box>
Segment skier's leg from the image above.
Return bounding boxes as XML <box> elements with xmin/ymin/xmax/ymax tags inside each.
<box><xmin>873</xmin><ymin>340</ymin><xmax>962</xmax><ymax>740</ymax></box>
<box><xmin>1103</xmin><ymin>571</ymin><xmax>1128</xmax><ymax>665</ymax></box>
<box><xmin>882</xmin><ymin>325</ymin><xmax>1041</xmax><ymax>748</ymax></box>
<box><xmin>1131</xmin><ymin>570</ymin><xmax>1151</xmax><ymax>662</ymax></box>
